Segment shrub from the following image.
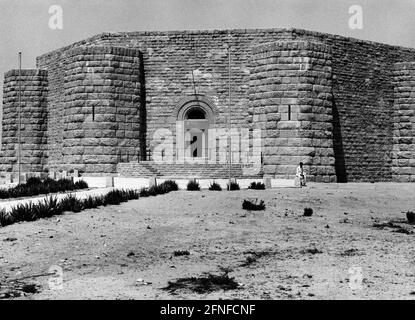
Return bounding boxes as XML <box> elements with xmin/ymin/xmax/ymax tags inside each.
<box><xmin>0</xmin><ymin>186</ymin><xmax>170</xmax><ymax>228</ymax></box>
<box><xmin>163</xmin><ymin>180</ymin><xmax>179</xmax><ymax>191</ymax></box>
<box><xmin>105</xmin><ymin>190</ymin><xmax>126</xmax><ymax>205</ymax></box>
<box><xmin>93</xmin><ymin>195</ymin><xmax>107</xmax><ymax>207</ymax></box>
<box><xmin>187</xmin><ymin>180</ymin><xmax>200</xmax><ymax>191</ymax></box>
<box><xmin>147</xmin><ymin>185</ymin><xmax>159</xmax><ymax>196</ymax></box>
<box><xmin>0</xmin><ymin>209</ymin><xmax>12</xmax><ymax>227</ymax></box>
<box><xmin>227</xmin><ymin>182</ymin><xmax>240</xmax><ymax>191</ymax></box>
<box><xmin>60</xmin><ymin>194</ymin><xmax>84</xmax><ymax>213</ymax></box>
<box><xmin>26</xmin><ymin>177</ymin><xmax>42</xmax><ymax>187</ymax></box>
<box><xmin>10</xmin><ymin>203</ymin><xmax>36</xmax><ymax>222</ymax></box>
<box><xmin>104</xmin><ymin>191</ymin><xmax>121</xmax><ymax>205</ymax></box>
<box><xmin>406</xmin><ymin>211</ymin><xmax>415</xmax><ymax>224</ymax></box>
<box><xmin>303</xmin><ymin>208</ymin><xmax>313</xmax><ymax>217</ymax></box>
<box><xmin>0</xmin><ymin>189</ymin><xmax>9</xmax><ymax>199</ymax></box>
<box><xmin>242</xmin><ymin>199</ymin><xmax>265</xmax><ymax>211</ymax></box>
<box><xmin>162</xmin><ymin>272</ymin><xmax>239</xmax><ymax>294</ymax></box>
<box><xmin>43</xmin><ymin>196</ymin><xmax>62</xmax><ymax>217</ymax></box>
<box><xmin>173</xmin><ymin>250</ymin><xmax>190</xmax><ymax>256</ymax></box>
<box><xmin>32</xmin><ymin>199</ymin><xmax>55</xmax><ymax>219</ymax></box>
<box><xmin>145</xmin><ymin>181</ymin><xmax>179</xmax><ymax>196</ymax></box>
<box><xmin>74</xmin><ymin>180</ymin><xmax>88</xmax><ymax>189</ymax></box>
<box><xmin>83</xmin><ymin>196</ymin><xmax>99</xmax><ymax>209</ymax></box>
<box><xmin>127</xmin><ymin>189</ymin><xmax>140</xmax><ymax>200</ymax></box>
<box><xmin>0</xmin><ymin>177</ymin><xmax>89</xmax><ymax>199</ymax></box>
<box><xmin>139</xmin><ymin>187</ymin><xmax>150</xmax><ymax>197</ymax></box>
<box><xmin>209</xmin><ymin>182</ymin><xmax>222</xmax><ymax>191</ymax></box>
<box><xmin>248</xmin><ymin>182</ymin><xmax>265</xmax><ymax>190</ymax></box>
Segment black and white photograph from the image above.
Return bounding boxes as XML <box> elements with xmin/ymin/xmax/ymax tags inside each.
<box><xmin>0</xmin><ymin>0</ymin><xmax>414</xmax><ymax>310</ymax></box>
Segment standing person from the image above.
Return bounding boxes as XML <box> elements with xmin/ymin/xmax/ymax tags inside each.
<box><xmin>296</xmin><ymin>162</ymin><xmax>307</xmax><ymax>187</ymax></box>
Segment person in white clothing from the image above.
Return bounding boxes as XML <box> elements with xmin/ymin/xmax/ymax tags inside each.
<box><xmin>296</xmin><ymin>162</ymin><xmax>307</xmax><ymax>187</ymax></box>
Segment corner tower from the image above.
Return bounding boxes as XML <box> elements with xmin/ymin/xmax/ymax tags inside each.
<box><xmin>62</xmin><ymin>46</ymin><xmax>144</xmax><ymax>174</ymax></box>
<box><xmin>249</xmin><ymin>41</ymin><xmax>336</xmax><ymax>182</ymax></box>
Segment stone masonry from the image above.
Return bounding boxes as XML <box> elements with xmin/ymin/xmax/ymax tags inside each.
<box><xmin>392</xmin><ymin>62</ymin><xmax>415</xmax><ymax>182</ymax></box>
<box><xmin>1</xmin><ymin>28</ymin><xmax>415</xmax><ymax>182</ymax></box>
<box><xmin>62</xmin><ymin>46</ymin><xmax>143</xmax><ymax>174</ymax></box>
<box><xmin>250</xmin><ymin>41</ymin><xmax>336</xmax><ymax>182</ymax></box>
<box><xmin>0</xmin><ymin>69</ymin><xmax>48</xmax><ymax>174</ymax></box>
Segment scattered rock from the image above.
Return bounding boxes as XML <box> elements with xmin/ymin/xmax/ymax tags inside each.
<box><xmin>303</xmin><ymin>208</ymin><xmax>313</xmax><ymax>217</ymax></box>
<box><xmin>3</xmin><ymin>237</ymin><xmax>17</xmax><ymax>242</ymax></box>
<box><xmin>277</xmin><ymin>285</ymin><xmax>290</xmax><ymax>291</ymax></box>
<box><xmin>340</xmin><ymin>248</ymin><xmax>360</xmax><ymax>256</ymax></box>
<box><xmin>173</xmin><ymin>250</ymin><xmax>190</xmax><ymax>257</ymax></box>
<box><xmin>136</xmin><ymin>278</ymin><xmax>151</xmax><ymax>286</ymax></box>
<box><xmin>373</xmin><ymin>221</ymin><xmax>414</xmax><ymax>234</ymax></box>
<box><xmin>301</xmin><ymin>248</ymin><xmax>323</xmax><ymax>255</ymax></box>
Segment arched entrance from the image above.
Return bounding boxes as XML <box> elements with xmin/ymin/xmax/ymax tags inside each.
<box><xmin>184</xmin><ymin>106</ymin><xmax>209</xmax><ymax>158</ymax></box>
<box><xmin>175</xmin><ymin>96</ymin><xmax>217</xmax><ymax>161</ymax></box>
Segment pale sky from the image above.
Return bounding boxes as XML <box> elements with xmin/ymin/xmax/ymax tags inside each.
<box><xmin>0</xmin><ymin>0</ymin><xmax>414</xmax><ymax>104</ymax></box>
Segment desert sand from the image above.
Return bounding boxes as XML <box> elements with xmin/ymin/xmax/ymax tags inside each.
<box><xmin>0</xmin><ymin>183</ymin><xmax>414</xmax><ymax>300</ymax></box>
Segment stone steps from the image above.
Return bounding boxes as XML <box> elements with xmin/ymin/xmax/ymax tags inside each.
<box><xmin>116</xmin><ymin>161</ymin><xmax>263</xmax><ymax>178</ymax></box>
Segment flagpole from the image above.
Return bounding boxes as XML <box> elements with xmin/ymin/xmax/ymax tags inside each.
<box><xmin>228</xmin><ymin>36</ymin><xmax>232</xmax><ymax>190</ymax></box>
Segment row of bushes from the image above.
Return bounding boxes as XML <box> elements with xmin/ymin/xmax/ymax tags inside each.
<box><xmin>187</xmin><ymin>181</ymin><xmax>266</xmax><ymax>191</ymax></box>
<box><xmin>0</xmin><ymin>177</ymin><xmax>89</xmax><ymax>199</ymax></box>
<box><xmin>0</xmin><ymin>177</ymin><xmax>265</xmax><ymax>199</ymax></box>
<box><xmin>0</xmin><ymin>180</ymin><xmax>179</xmax><ymax>228</ymax></box>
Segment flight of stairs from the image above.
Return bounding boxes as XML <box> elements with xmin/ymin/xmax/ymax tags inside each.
<box><xmin>117</xmin><ymin>161</ymin><xmax>263</xmax><ymax>179</ymax></box>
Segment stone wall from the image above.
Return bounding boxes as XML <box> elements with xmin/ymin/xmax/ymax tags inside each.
<box><xmin>0</xmin><ymin>28</ymin><xmax>411</xmax><ymax>181</ymax></box>
<box><xmin>75</xmin><ymin>28</ymin><xmax>415</xmax><ymax>181</ymax></box>
<box><xmin>36</xmin><ymin>35</ymin><xmax>106</xmax><ymax>173</ymax></box>
<box><xmin>250</xmin><ymin>41</ymin><xmax>336</xmax><ymax>182</ymax></box>
<box><xmin>0</xmin><ymin>69</ymin><xmax>48</xmax><ymax>175</ymax></box>
<box><xmin>392</xmin><ymin>62</ymin><xmax>415</xmax><ymax>182</ymax></box>
<box><xmin>62</xmin><ymin>46</ymin><xmax>143</xmax><ymax>174</ymax></box>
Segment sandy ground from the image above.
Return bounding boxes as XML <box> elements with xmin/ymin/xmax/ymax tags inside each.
<box><xmin>0</xmin><ymin>183</ymin><xmax>414</xmax><ymax>300</ymax></box>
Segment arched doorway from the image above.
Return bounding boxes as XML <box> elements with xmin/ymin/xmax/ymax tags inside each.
<box><xmin>175</xmin><ymin>96</ymin><xmax>217</xmax><ymax>161</ymax></box>
<box><xmin>184</xmin><ymin>106</ymin><xmax>209</xmax><ymax>158</ymax></box>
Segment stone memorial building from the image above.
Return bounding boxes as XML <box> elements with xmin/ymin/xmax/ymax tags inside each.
<box><xmin>1</xmin><ymin>28</ymin><xmax>414</xmax><ymax>182</ymax></box>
